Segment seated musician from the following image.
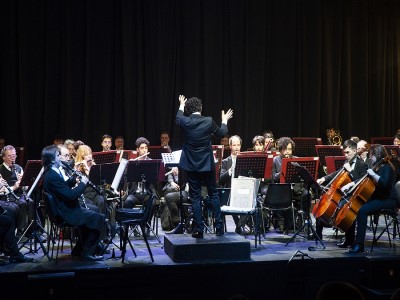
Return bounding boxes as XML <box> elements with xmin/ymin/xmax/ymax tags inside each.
<box><xmin>218</xmin><ymin>135</ymin><xmax>248</xmax><ymax>234</ymax></box>
<box><xmin>357</xmin><ymin>140</ymin><xmax>372</xmax><ymax>168</ymax></box>
<box><xmin>0</xmin><ymin>145</ymin><xmax>34</xmax><ymax>236</ymax></box>
<box><xmin>315</xmin><ymin>139</ymin><xmax>368</xmax><ymax>245</ymax></box>
<box><xmin>162</xmin><ymin>167</ymin><xmax>190</xmax><ymax>230</ymax></box>
<box><xmin>271</xmin><ymin>137</ymin><xmax>309</xmax><ymax>233</ymax></box>
<box><xmin>74</xmin><ymin>145</ymin><xmax>106</xmax><ymax>215</ymax></box>
<box><xmin>252</xmin><ymin>135</ymin><xmax>265</xmax><ymax>152</ymax></box>
<box><xmin>41</xmin><ymin>145</ymin><xmax>105</xmax><ymax>261</ymax></box>
<box><xmin>263</xmin><ymin>130</ymin><xmax>276</xmax><ymax>151</ymax></box>
<box><xmin>347</xmin><ymin>144</ymin><xmax>398</xmax><ymax>253</ymax></box>
<box><xmin>114</xmin><ymin>136</ymin><xmax>124</xmax><ymax>151</ymax></box>
<box><xmin>100</xmin><ymin>134</ymin><xmax>112</xmax><ymax>152</ymax></box>
<box><xmin>124</xmin><ymin>137</ymin><xmax>157</xmax><ymax>208</ymax></box>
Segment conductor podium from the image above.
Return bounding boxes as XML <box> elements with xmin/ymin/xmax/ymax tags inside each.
<box><xmin>161</xmin><ymin>151</ymin><xmax>251</xmax><ymax>262</ymax></box>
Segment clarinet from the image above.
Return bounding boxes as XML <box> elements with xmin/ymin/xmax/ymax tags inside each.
<box><xmin>0</xmin><ymin>174</ymin><xmax>20</xmax><ymax>201</ymax></box>
<box><xmin>61</xmin><ymin>161</ymin><xmax>102</xmax><ymax>195</ymax></box>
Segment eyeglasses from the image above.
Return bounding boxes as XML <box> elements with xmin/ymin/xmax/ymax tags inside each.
<box><xmin>62</xmin><ymin>154</ymin><xmax>70</xmax><ymax>158</ymax></box>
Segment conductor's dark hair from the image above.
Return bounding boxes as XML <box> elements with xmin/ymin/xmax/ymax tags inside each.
<box><xmin>135</xmin><ymin>137</ymin><xmax>150</xmax><ymax>148</ymax></box>
<box><xmin>185</xmin><ymin>97</ymin><xmax>202</xmax><ymax>115</ymax></box>
<box><xmin>41</xmin><ymin>145</ymin><xmax>59</xmax><ymax>170</ymax></box>
<box><xmin>277</xmin><ymin>137</ymin><xmax>295</xmax><ymax>152</ymax></box>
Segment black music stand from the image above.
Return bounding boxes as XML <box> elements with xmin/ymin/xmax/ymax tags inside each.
<box><xmin>233</xmin><ymin>154</ymin><xmax>267</xmax><ymax>246</ymax></box>
<box><xmin>235</xmin><ymin>154</ymin><xmax>269</xmax><ymax>179</ymax></box>
<box><xmin>18</xmin><ymin>163</ymin><xmax>50</xmax><ymax>260</ymax></box>
<box><xmin>126</xmin><ymin>160</ymin><xmax>161</xmax><ymax>240</ymax></box>
<box><xmin>292</xmin><ymin>138</ymin><xmax>322</xmax><ymax>157</ymax></box>
<box><xmin>285</xmin><ymin>163</ymin><xmax>325</xmax><ymax>249</ymax></box>
<box><xmin>147</xmin><ymin>146</ymin><xmax>171</xmax><ymax>160</ymax></box>
<box><xmin>92</xmin><ymin>151</ymin><xmax>118</xmax><ymax>164</ymax></box>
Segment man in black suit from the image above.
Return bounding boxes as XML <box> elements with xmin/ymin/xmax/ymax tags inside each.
<box><xmin>176</xmin><ymin>94</ymin><xmax>233</xmax><ymax>238</ymax></box>
<box><xmin>315</xmin><ymin>139</ymin><xmax>368</xmax><ymax>246</ymax></box>
<box><xmin>41</xmin><ymin>145</ymin><xmax>105</xmax><ymax>261</ymax></box>
<box><xmin>218</xmin><ymin>135</ymin><xmax>245</xmax><ymax>233</ymax></box>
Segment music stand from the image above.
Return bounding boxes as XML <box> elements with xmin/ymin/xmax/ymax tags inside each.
<box><xmin>280</xmin><ymin>157</ymin><xmax>319</xmax><ymax>184</ymax></box>
<box><xmin>370</xmin><ymin>137</ymin><xmax>393</xmax><ymax>145</ymax></box>
<box><xmin>92</xmin><ymin>151</ymin><xmax>118</xmax><ymax>164</ymax></box>
<box><xmin>212</xmin><ymin>145</ymin><xmax>224</xmax><ymax>181</ymax></box>
<box><xmin>20</xmin><ymin>160</ymin><xmax>43</xmax><ymax>188</ymax></box>
<box><xmin>233</xmin><ymin>154</ymin><xmax>267</xmax><ymax>246</ymax></box>
<box><xmin>325</xmin><ymin>156</ymin><xmax>346</xmax><ymax>174</ymax></box>
<box><xmin>18</xmin><ymin>165</ymin><xmax>50</xmax><ymax>260</ymax></box>
<box><xmin>285</xmin><ymin>163</ymin><xmax>325</xmax><ymax>248</ymax></box>
<box><xmin>235</xmin><ymin>153</ymin><xmax>269</xmax><ymax>179</ymax></box>
<box><xmin>315</xmin><ymin>145</ymin><xmax>344</xmax><ymax>167</ymax></box>
<box><xmin>147</xmin><ymin>146</ymin><xmax>171</xmax><ymax>160</ymax></box>
<box><xmin>292</xmin><ymin>138</ymin><xmax>322</xmax><ymax>157</ymax></box>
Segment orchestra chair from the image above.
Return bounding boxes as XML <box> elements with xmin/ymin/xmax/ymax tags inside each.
<box><xmin>369</xmin><ymin>208</ymin><xmax>400</xmax><ymax>252</ymax></box>
<box><xmin>368</xmin><ymin>181</ymin><xmax>400</xmax><ymax>252</ymax></box>
<box><xmin>220</xmin><ymin>178</ymin><xmax>262</xmax><ymax>248</ymax></box>
<box><xmin>263</xmin><ymin>183</ymin><xmax>296</xmax><ymax>235</ymax></box>
<box><xmin>120</xmin><ymin>194</ymin><xmax>157</xmax><ymax>262</ymax></box>
<box><xmin>42</xmin><ymin>191</ymin><xmax>83</xmax><ymax>263</ymax></box>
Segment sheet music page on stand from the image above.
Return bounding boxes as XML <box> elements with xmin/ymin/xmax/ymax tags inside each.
<box><xmin>111</xmin><ymin>158</ymin><xmax>128</xmax><ymax>191</ymax></box>
<box><xmin>162</xmin><ymin>150</ymin><xmax>182</xmax><ymax>166</ymax></box>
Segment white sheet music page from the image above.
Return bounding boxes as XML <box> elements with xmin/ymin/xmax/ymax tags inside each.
<box><xmin>162</xmin><ymin>150</ymin><xmax>182</xmax><ymax>166</ymax></box>
<box><xmin>111</xmin><ymin>159</ymin><xmax>128</xmax><ymax>191</ymax></box>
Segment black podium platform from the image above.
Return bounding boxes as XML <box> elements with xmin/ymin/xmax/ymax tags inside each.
<box><xmin>164</xmin><ymin>233</ymin><xmax>251</xmax><ymax>262</ymax></box>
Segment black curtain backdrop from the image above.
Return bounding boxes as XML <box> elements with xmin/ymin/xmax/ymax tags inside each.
<box><xmin>1</xmin><ymin>0</ymin><xmax>400</xmax><ymax>163</ymax></box>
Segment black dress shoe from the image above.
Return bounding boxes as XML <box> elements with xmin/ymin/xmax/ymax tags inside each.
<box><xmin>81</xmin><ymin>254</ymin><xmax>104</xmax><ymax>261</ymax></box>
<box><xmin>9</xmin><ymin>253</ymin><xmax>34</xmax><ymax>263</ymax></box>
<box><xmin>191</xmin><ymin>231</ymin><xmax>203</xmax><ymax>239</ymax></box>
<box><xmin>348</xmin><ymin>243</ymin><xmax>364</xmax><ymax>254</ymax></box>
<box><xmin>337</xmin><ymin>239</ymin><xmax>354</xmax><ymax>248</ymax></box>
<box><xmin>215</xmin><ymin>227</ymin><xmax>224</xmax><ymax>236</ymax></box>
<box><xmin>96</xmin><ymin>243</ymin><xmax>110</xmax><ymax>255</ymax></box>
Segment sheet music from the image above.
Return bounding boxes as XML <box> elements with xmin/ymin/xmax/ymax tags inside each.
<box><xmin>222</xmin><ymin>177</ymin><xmax>260</xmax><ymax>211</ymax></box>
<box><xmin>111</xmin><ymin>159</ymin><xmax>128</xmax><ymax>191</ymax></box>
<box><xmin>161</xmin><ymin>150</ymin><xmax>182</xmax><ymax>166</ymax></box>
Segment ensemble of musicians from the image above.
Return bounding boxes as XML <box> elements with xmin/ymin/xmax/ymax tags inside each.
<box><xmin>0</xmin><ymin>127</ymin><xmax>399</xmax><ymax>262</ymax></box>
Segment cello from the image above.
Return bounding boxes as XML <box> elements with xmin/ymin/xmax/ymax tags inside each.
<box><xmin>312</xmin><ymin>168</ymin><xmax>352</xmax><ymax>225</ymax></box>
<box><xmin>333</xmin><ymin>156</ymin><xmax>389</xmax><ymax>232</ymax></box>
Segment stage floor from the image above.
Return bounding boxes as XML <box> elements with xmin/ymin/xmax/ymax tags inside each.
<box><xmin>0</xmin><ymin>214</ymin><xmax>399</xmax><ymax>300</ymax></box>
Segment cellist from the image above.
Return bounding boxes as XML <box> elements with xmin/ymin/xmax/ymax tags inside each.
<box><xmin>347</xmin><ymin>144</ymin><xmax>397</xmax><ymax>253</ymax></box>
<box><xmin>314</xmin><ymin>139</ymin><xmax>368</xmax><ymax>246</ymax></box>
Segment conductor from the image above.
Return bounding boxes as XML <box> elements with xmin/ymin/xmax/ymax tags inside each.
<box><xmin>176</xmin><ymin>95</ymin><xmax>233</xmax><ymax>238</ymax></box>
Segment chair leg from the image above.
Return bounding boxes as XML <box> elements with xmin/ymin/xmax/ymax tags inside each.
<box><xmin>140</xmin><ymin>224</ymin><xmax>154</xmax><ymax>262</ymax></box>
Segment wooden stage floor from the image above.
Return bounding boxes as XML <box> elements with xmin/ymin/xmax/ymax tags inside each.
<box><xmin>0</xmin><ymin>215</ymin><xmax>399</xmax><ymax>300</ymax></box>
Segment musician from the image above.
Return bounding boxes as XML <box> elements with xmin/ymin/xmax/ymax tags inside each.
<box><xmin>393</xmin><ymin>132</ymin><xmax>400</xmax><ymax>146</ymax></box>
<box><xmin>252</xmin><ymin>135</ymin><xmax>265</xmax><ymax>152</ymax></box>
<box><xmin>124</xmin><ymin>137</ymin><xmax>157</xmax><ymax>209</ymax></box>
<box><xmin>64</xmin><ymin>139</ymin><xmax>76</xmax><ymax>160</ymax></box>
<box><xmin>58</xmin><ymin>145</ymin><xmax>100</xmax><ymax>213</ymax></box>
<box><xmin>0</xmin><ymin>145</ymin><xmax>33</xmax><ymax>235</ymax></box>
<box><xmin>176</xmin><ymin>95</ymin><xmax>233</xmax><ymax>238</ymax></box>
<box><xmin>218</xmin><ymin>135</ymin><xmax>247</xmax><ymax>234</ymax></box>
<box><xmin>41</xmin><ymin>145</ymin><xmax>105</xmax><ymax>261</ymax></box>
<box><xmin>263</xmin><ymin>130</ymin><xmax>276</xmax><ymax>151</ymax></box>
<box><xmin>357</xmin><ymin>140</ymin><xmax>372</xmax><ymax>168</ymax></box>
<box><xmin>114</xmin><ymin>136</ymin><xmax>124</xmax><ymax>150</ymax></box>
<box><xmin>162</xmin><ymin>167</ymin><xmax>189</xmax><ymax>229</ymax></box>
<box><xmin>315</xmin><ymin>139</ymin><xmax>368</xmax><ymax>245</ymax></box>
<box><xmin>74</xmin><ymin>145</ymin><xmax>106</xmax><ymax>215</ymax></box>
<box><xmin>101</xmin><ymin>134</ymin><xmax>112</xmax><ymax>152</ymax></box>
<box><xmin>160</xmin><ymin>131</ymin><xmax>172</xmax><ymax>152</ymax></box>
<box><xmin>271</xmin><ymin>137</ymin><xmax>309</xmax><ymax>233</ymax></box>
<box><xmin>0</xmin><ymin>210</ymin><xmax>34</xmax><ymax>263</ymax></box>
<box><xmin>348</xmin><ymin>144</ymin><xmax>397</xmax><ymax>253</ymax></box>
